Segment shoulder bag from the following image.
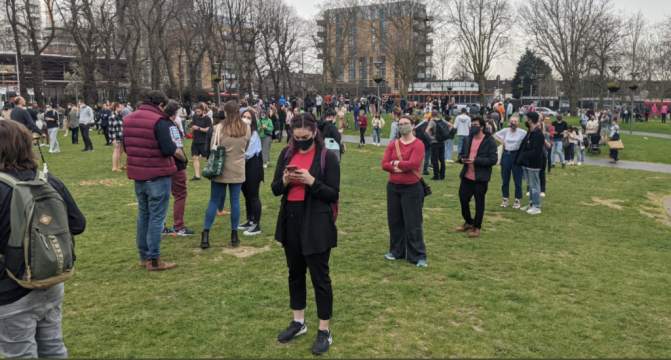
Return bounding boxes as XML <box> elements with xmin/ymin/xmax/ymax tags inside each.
<box><xmin>395</xmin><ymin>140</ymin><xmax>432</xmax><ymax>197</ymax></box>
<box><xmin>496</xmin><ymin>129</ymin><xmax>508</xmax><ymax>166</ymax></box>
<box><xmin>202</xmin><ymin>124</ymin><xmax>226</xmax><ymax>179</ymax></box>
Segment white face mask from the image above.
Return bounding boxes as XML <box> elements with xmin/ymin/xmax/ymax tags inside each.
<box><xmin>243</xmin><ymin>118</ymin><xmax>252</xmax><ymax>125</ymax></box>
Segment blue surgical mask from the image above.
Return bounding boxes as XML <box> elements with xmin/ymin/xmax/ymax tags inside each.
<box><xmin>261</xmin><ymin>116</ymin><xmax>266</xmax><ymax>119</ymax></box>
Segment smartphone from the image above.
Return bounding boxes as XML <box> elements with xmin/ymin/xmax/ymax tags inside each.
<box><xmin>286</xmin><ymin>165</ymin><xmax>298</xmax><ymax>173</ymax></box>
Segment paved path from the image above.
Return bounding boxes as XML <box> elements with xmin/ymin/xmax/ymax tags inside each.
<box><xmin>339</xmin><ymin>134</ymin><xmax>671</xmax><ymax>174</ymax></box>
<box><xmin>627</xmin><ymin>131</ymin><xmax>671</xmax><ymax>140</ymax></box>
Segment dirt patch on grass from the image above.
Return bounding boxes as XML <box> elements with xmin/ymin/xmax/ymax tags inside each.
<box><xmin>470</xmin><ymin>316</ymin><xmax>484</xmax><ymax>332</ymax></box>
<box><xmin>126</xmin><ymin>202</ymin><xmax>138</xmax><ymax>206</ymax></box>
<box><xmin>222</xmin><ymin>245</ymin><xmax>271</xmax><ymax>258</ymax></box>
<box><xmin>448</xmin><ymin>319</ymin><xmax>461</xmax><ymax>327</ymax></box>
<box><xmin>580</xmin><ymin>197</ymin><xmax>626</xmax><ymax>210</ymax></box>
<box><xmin>639</xmin><ymin>211</ymin><xmax>671</xmax><ymax>227</ymax></box>
<box><xmin>78</xmin><ymin>178</ymin><xmax>132</xmax><ymax>187</ymax></box>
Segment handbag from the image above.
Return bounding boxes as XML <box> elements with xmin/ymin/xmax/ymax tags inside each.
<box><xmin>496</xmin><ymin>129</ymin><xmax>508</xmax><ymax>166</ymax></box>
<box><xmin>608</xmin><ymin>140</ymin><xmax>624</xmax><ymax>150</ymax></box>
<box><xmin>264</xmin><ymin>130</ymin><xmax>272</xmax><ymax>137</ymax></box>
<box><xmin>202</xmin><ymin>124</ymin><xmax>226</xmax><ymax>179</ymax></box>
<box><xmin>395</xmin><ymin>140</ymin><xmax>432</xmax><ymax>197</ymax></box>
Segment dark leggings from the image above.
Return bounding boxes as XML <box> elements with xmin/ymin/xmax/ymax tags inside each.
<box><xmin>241</xmin><ymin>180</ymin><xmax>262</xmax><ymax>223</ymax></box>
<box><xmin>540</xmin><ymin>154</ymin><xmax>546</xmax><ymax>193</ymax></box>
<box><xmin>360</xmin><ymin>128</ymin><xmax>366</xmax><ymax>144</ymax></box>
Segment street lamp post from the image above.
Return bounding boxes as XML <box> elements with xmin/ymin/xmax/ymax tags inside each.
<box><xmin>373</xmin><ymin>61</ymin><xmax>384</xmax><ymax>114</ymax></box>
<box><xmin>608</xmin><ymin>64</ymin><xmax>622</xmax><ymax>112</ymax></box>
<box><xmin>629</xmin><ymin>72</ymin><xmax>640</xmax><ymax>134</ymax></box>
<box><xmin>214</xmin><ymin>63</ymin><xmax>221</xmax><ymax>106</ymax></box>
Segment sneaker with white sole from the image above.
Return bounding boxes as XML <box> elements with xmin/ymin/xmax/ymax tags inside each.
<box><xmin>520</xmin><ymin>205</ymin><xmax>531</xmax><ymax>212</ymax></box>
<box><xmin>512</xmin><ymin>199</ymin><xmax>521</xmax><ymax>209</ymax></box>
<box><xmin>526</xmin><ymin>207</ymin><xmax>542</xmax><ymax>215</ymax></box>
<box><xmin>384</xmin><ymin>253</ymin><xmax>397</xmax><ymax>260</ymax></box>
<box><xmin>238</xmin><ymin>220</ymin><xmax>253</xmax><ymax>230</ymax></box>
<box><xmin>526</xmin><ymin>192</ymin><xmax>530</xmax><ymax>196</ymax></box>
<box><xmin>243</xmin><ymin>222</ymin><xmax>261</xmax><ymax>236</ymax></box>
<box><xmin>417</xmin><ymin>259</ymin><xmax>427</xmax><ymax>267</ymax></box>
<box><xmin>278</xmin><ymin>321</ymin><xmax>307</xmax><ymax>343</ymax></box>
<box><xmin>540</xmin><ymin>192</ymin><xmax>546</xmax><ymax>198</ymax></box>
<box><xmin>312</xmin><ymin>329</ymin><xmax>333</xmax><ymax>355</ymax></box>
<box><xmin>501</xmin><ymin>199</ymin><xmax>508</xmax><ymax>208</ymax></box>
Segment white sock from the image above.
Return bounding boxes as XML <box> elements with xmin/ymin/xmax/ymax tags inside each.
<box><xmin>294</xmin><ymin>319</ymin><xmax>304</xmax><ymax>324</ymax></box>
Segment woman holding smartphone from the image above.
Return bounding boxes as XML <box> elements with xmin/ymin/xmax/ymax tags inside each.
<box><xmin>271</xmin><ymin>113</ymin><xmax>340</xmax><ymax>355</ymax></box>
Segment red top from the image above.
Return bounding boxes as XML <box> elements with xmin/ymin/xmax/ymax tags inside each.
<box><xmin>465</xmin><ymin>136</ymin><xmax>484</xmax><ymax>181</ymax></box>
<box><xmin>382</xmin><ymin>139</ymin><xmax>425</xmax><ymax>185</ymax></box>
<box><xmin>358</xmin><ymin>115</ymin><xmax>368</xmax><ymax>129</ymax></box>
<box><xmin>287</xmin><ymin>147</ymin><xmax>316</xmax><ymax>201</ymax></box>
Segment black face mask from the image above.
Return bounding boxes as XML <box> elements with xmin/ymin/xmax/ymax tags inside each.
<box><xmin>295</xmin><ymin>138</ymin><xmax>314</xmax><ymax>151</ymax></box>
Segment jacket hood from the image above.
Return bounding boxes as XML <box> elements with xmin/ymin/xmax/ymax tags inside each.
<box><xmin>280</xmin><ymin>96</ymin><xmax>285</xmax><ymax>99</ymax></box>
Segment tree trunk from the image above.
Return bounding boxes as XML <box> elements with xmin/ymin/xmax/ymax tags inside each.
<box><xmin>81</xmin><ymin>56</ymin><xmax>97</xmax><ymax>104</ymax></box>
<box><xmin>30</xmin><ymin>56</ymin><xmax>45</xmax><ymax>106</ymax></box>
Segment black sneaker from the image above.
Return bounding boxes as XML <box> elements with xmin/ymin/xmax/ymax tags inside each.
<box><xmin>243</xmin><ymin>222</ymin><xmax>261</xmax><ymax>236</ymax></box>
<box><xmin>562</xmin><ymin>163</ymin><xmax>566</xmax><ymax>169</ymax></box>
<box><xmin>312</xmin><ymin>329</ymin><xmax>333</xmax><ymax>355</ymax></box>
<box><xmin>190</xmin><ymin>176</ymin><xmax>201</xmax><ymax>181</ymax></box>
<box><xmin>429</xmin><ymin>177</ymin><xmax>440</xmax><ymax>181</ymax></box>
<box><xmin>278</xmin><ymin>321</ymin><xmax>307</xmax><ymax>343</ymax></box>
<box><xmin>551</xmin><ymin>164</ymin><xmax>556</xmax><ymax>168</ymax></box>
<box><xmin>238</xmin><ymin>220</ymin><xmax>253</xmax><ymax>230</ymax></box>
<box><xmin>161</xmin><ymin>227</ymin><xmax>172</xmax><ymax>237</ymax></box>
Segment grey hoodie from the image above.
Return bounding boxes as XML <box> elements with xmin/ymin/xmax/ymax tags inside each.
<box><xmin>455</xmin><ymin>114</ymin><xmax>471</xmax><ymax>136</ymax></box>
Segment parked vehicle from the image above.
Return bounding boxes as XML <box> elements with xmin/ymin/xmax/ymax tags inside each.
<box><xmin>536</xmin><ymin>107</ymin><xmax>558</xmax><ymax>117</ymax></box>
<box><xmin>453</xmin><ymin>103</ymin><xmax>481</xmax><ymax>115</ymax></box>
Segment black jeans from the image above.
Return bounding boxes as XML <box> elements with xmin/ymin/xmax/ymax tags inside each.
<box><xmin>316</xmin><ymin>105</ymin><xmax>322</xmax><ymax>117</ymax></box>
<box><xmin>540</xmin><ymin>153</ymin><xmax>547</xmax><ymax>193</ymax></box>
<box><xmin>241</xmin><ymin>180</ymin><xmax>262</xmax><ymax>224</ymax></box>
<box><xmin>101</xmin><ymin>125</ymin><xmax>110</xmax><ymax>144</ymax></box>
<box><xmin>430</xmin><ymin>142</ymin><xmax>446</xmax><ymax>179</ymax></box>
<box><xmin>386</xmin><ymin>181</ymin><xmax>426</xmax><ymax>263</ymax></box>
<box><xmin>546</xmin><ymin>146</ymin><xmax>552</xmax><ymax>173</ymax></box>
<box><xmin>284</xmin><ymin>201</ymin><xmax>333</xmax><ymax>320</ymax></box>
<box><xmin>459</xmin><ymin>178</ymin><xmax>488</xmax><ymax>229</ymax></box>
<box><xmin>70</xmin><ymin>127</ymin><xmax>79</xmax><ymax>144</ymax></box>
<box><xmin>359</xmin><ymin>128</ymin><xmax>366</xmax><ymax>144</ymax></box>
<box><xmin>80</xmin><ymin>124</ymin><xmax>93</xmax><ymax>150</ymax></box>
<box><xmin>564</xmin><ymin>143</ymin><xmax>575</xmax><ymax>161</ymax></box>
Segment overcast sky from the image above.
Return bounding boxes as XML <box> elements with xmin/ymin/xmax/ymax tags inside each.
<box><xmin>285</xmin><ymin>0</ymin><xmax>667</xmax><ymax>78</ymax></box>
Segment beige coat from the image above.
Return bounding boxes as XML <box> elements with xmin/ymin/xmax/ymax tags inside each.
<box><xmin>210</xmin><ymin>124</ymin><xmax>251</xmax><ymax>184</ymax></box>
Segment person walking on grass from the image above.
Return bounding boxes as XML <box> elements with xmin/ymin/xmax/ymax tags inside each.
<box><xmin>258</xmin><ymin>109</ymin><xmax>274</xmax><ymax>168</ymax></box>
<box><xmin>516</xmin><ymin>112</ymin><xmax>545</xmax><ymax>215</ymax></box>
<box><xmin>238</xmin><ymin>110</ymin><xmax>264</xmax><ymax>236</ymax></box>
<box><xmin>200</xmin><ymin>101</ymin><xmax>251</xmax><ymax>250</ymax></box>
<box><xmin>550</xmin><ymin>115</ymin><xmax>568</xmax><ymax>168</ymax></box>
<box><xmin>109</xmin><ymin>102</ymin><xmax>125</xmax><ymax>172</ymax></box>
<box><xmin>371</xmin><ymin>113</ymin><xmax>385</xmax><ymax>146</ymax></box>
<box><xmin>357</xmin><ymin>109</ymin><xmax>368</xmax><ymax>148</ymax></box>
<box><xmin>494</xmin><ymin>116</ymin><xmax>526</xmax><ymax>210</ymax></box>
<box><xmin>44</xmin><ymin>103</ymin><xmax>60</xmax><ymax>154</ymax></box>
<box><xmin>456</xmin><ymin>116</ymin><xmax>498</xmax><ymax>238</ymax></box>
<box><xmin>0</xmin><ymin>120</ymin><xmax>87</xmax><ymax>359</ymax></box>
<box><xmin>189</xmin><ymin>103</ymin><xmax>212</xmax><ymax>181</ymax></box>
<box><xmin>124</xmin><ymin>90</ymin><xmax>187</xmax><ymax>271</ymax></box>
<box><xmin>77</xmin><ymin>100</ymin><xmax>95</xmax><ymax>152</ymax></box>
<box><xmin>382</xmin><ymin>115</ymin><xmax>428</xmax><ymax>267</ymax></box>
<box><xmin>272</xmin><ymin>113</ymin><xmax>340</xmax><ymax>355</ymax></box>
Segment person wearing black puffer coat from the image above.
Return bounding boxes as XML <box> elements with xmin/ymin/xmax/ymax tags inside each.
<box><xmin>515</xmin><ymin>111</ymin><xmax>546</xmax><ymax>215</ymax></box>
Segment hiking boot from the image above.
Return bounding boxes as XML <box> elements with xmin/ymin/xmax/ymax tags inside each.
<box><xmin>146</xmin><ymin>258</ymin><xmax>178</xmax><ymax>272</ymax></box>
<box><xmin>468</xmin><ymin>228</ymin><xmax>481</xmax><ymax>238</ymax></box>
<box><xmin>456</xmin><ymin>223</ymin><xmax>474</xmax><ymax>232</ymax></box>
<box><xmin>200</xmin><ymin>230</ymin><xmax>210</xmax><ymax>249</ymax></box>
<box><xmin>277</xmin><ymin>321</ymin><xmax>307</xmax><ymax>343</ymax></box>
<box><xmin>231</xmin><ymin>230</ymin><xmax>240</xmax><ymax>247</ymax></box>
<box><xmin>312</xmin><ymin>329</ymin><xmax>333</xmax><ymax>355</ymax></box>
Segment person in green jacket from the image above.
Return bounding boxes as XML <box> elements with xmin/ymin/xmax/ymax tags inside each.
<box><xmin>258</xmin><ymin>109</ymin><xmax>274</xmax><ymax>168</ymax></box>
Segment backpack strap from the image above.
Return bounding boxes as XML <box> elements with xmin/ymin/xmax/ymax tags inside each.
<box><xmin>34</xmin><ymin>170</ymin><xmax>47</xmax><ymax>182</ymax></box>
<box><xmin>0</xmin><ymin>172</ymin><xmax>18</xmax><ymax>188</ymax></box>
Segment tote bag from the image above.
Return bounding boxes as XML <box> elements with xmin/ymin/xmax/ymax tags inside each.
<box><xmin>202</xmin><ymin>124</ymin><xmax>226</xmax><ymax>179</ymax></box>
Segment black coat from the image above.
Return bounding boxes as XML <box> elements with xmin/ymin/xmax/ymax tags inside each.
<box><xmin>515</xmin><ymin>127</ymin><xmax>545</xmax><ymax>169</ymax></box>
<box><xmin>272</xmin><ymin>146</ymin><xmax>340</xmax><ymax>255</ymax></box>
<box><xmin>457</xmin><ymin>133</ymin><xmax>498</xmax><ymax>182</ymax></box>
<box><xmin>245</xmin><ymin>152</ymin><xmax>264</xmax><ymax>183</ymax></box>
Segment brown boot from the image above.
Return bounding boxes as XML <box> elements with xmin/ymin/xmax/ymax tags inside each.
<box><xmin>146</xmin><ymin>258</ymin><xmax>178</xmax><ymax>272</ymax></box>
<box><xmin>468</xmin><ymin>228</ymin><xmax>481</xmax><ymax>238</ymax></box>
<box><xmin>139</xmin><ymin>260</ymin><xmax>147</xmax><ymax>268</ymax></box>
<box><xmin>456</xmin><ymin>223</ymin><xmax>474</xmax><ymax>232</ymax></box>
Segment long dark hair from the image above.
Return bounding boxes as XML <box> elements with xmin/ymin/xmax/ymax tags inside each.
<box><xmin>0</xmin><ymin>120</ymin><xmax>38</xmax><ymax>171</ymax></box>
<box><xmin>287</xmin><ymin>113</ymin><xmax>324</xmax><ymax>158</ymax></box>
<box><xmin>241</xmin><ymin>109</ymin><xmax>258</xmax><ymax>134</ymax></box>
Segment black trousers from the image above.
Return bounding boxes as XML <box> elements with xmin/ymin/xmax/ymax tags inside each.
<box><xmin>70</xmin><ymin>127</ymin><xmax>79</xmax><ymax>144</ymax></box>
<box><xmin>278</xmin><ymin>121</ymin><xmax>285</xmax><ymax>142</ymax></box>
<box><xmin>459</xmin><ymin>178</ymin><xmax>488</xmax><ymax>229</ymax></box>
<box><xmin>387</xmin><ymin>181</ymin><xmax>426</xmax><ymax>263</ymax></box>
<box><xmin>80</xmin><ymin>124</ymin><xmax>93</xmax><ymax>150</ymax></box>
<box><xmin>101</xmin><ymin>125</ymin><xmax>110</xmax><ymax>144</ymax></box>
<box><xmin>430</xmin><ymin>142</ymin><xmax>446</xmax><ymax>179</ymax></box>
<box><xmin>284</xmin><ymin>201</ymin><xmax>332</xmax><ymax>320</ymax></box>
<box><xmin>316</xmin><ymin>105</ymin><xmax>322</xmax><ymax>117</ymax></box>
<box><xmin>241</xmin><ymin>180</ymin><xmax>262</xmax><ymax>223</ymax></box>
<box><xmin>540</xmin><ymin>153</ymin><xmax>547</xmax><ymax>193</ymax></box>
<box><xmin>359</xmin><ymin>128</ymin><xmax>366</xmax><ymax>144</ymax></box>
<box><xmin>663</xmin><ymin>113</ymin><xmax>667</xmax><ymax>123</ymax></box>
<box><xmin>546</xmin><ymin>147</ymin><xmax>552</xmax><ymax>173</ymax></box>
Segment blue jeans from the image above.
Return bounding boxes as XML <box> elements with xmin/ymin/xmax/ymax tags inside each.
<box><xmin>580</xmin><ymin>148</ymin><xmax>585</xmax><ymax>162</ymax></box>
<box><xmin>501</xmin><ymin>151</ymin><xmax>523</xmax><ymax>199</ymax></box>
<box><xmin>135</xmin><ymin>176</ymin><xmax>172</xmax><ymax>260</ymax></box>
<box><xmin>373</xmin><ymin>128</ymin><xmax>381</xmax><ymax>143</ymax></box>
<box><xmin>551</xmin><ymin>140</ymin><xmax>565</xmax><ymax>166</ymax></box>
<box><xmin>457</xmin><ymin>135</ymin><xmax>467</xmax><ymax>157</ymax></box>
<box><xmin>444</xmin><ymin>138</ymin><xmax>454</xmax><ymax>160</ymax></box>
<box><xmin>525</xmin><ymin>169</ymin><xmax>541</xmax><ymax>208</ymax></box>
<box><xmin>205</xmin><ymin>182</ymin><xmax>242</xmax><ymax>231</ymax></box>
<box><xmin>423</xmin><ymin>147</ymin><xmax>432</xmax><ymax>173</ymax></box>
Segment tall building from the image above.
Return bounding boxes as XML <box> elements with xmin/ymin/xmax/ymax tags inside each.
<box><xmin>316</xmin><ymin>1</ymin><xmax>433</xmax><ymax>97</ymax></box>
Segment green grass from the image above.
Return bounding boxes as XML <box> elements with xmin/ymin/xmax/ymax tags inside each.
<box><xmin>39</xmin><ymin>129</ymin><xmax>671</xmax><ymax>357</ymax></box>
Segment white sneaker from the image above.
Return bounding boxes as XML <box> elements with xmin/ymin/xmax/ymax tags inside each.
<box><xmin>540</xmin><ymin>192</ymin><xmax>546</xmax><ymax>198</ymax></box>
<box><xmin>446</xmin><ymin>159</ymin><xmax>454</xmax><ymax>163</ymax></box>
<box><xmin>526</xmin><ymin>192</ymin><xmax>530</xmax><ymax>196</ymax></box>
<box><xmin>521</xmin><ymin>205</ymin><xmax>531</xmax><ymax>212</ymax></box>
<box><xmin>577</xmin><ymin>162</ymin><xmax>582</xmax><ymax>166</ymax></box>
<box><xmin>263</xmin><ymin>164</ymin><xmax>268</xmax><ymax>168</ymax></box>
<box><xmin>526</xmin><ymin>207</ymin><xmax>542</xmax><ymax>215</ymax></box>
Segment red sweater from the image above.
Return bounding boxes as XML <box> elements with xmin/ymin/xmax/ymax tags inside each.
<box><xmin>358</xmin><ymin>115</ymin><xmax>368</xmax><ymax>129</ymax></box>
<box><xmin>381</xmin><ymin>138</ymin><xmax>425</xmax><ymax>185</ymax></box>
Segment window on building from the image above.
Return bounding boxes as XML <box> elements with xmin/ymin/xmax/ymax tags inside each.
<box><xmin>336</xmin><ymin>25</ymin><xmax>344</xmax><ymax>35</ymax></box>
<box><xmin>349</xmin><ymin>58</ymin><xmax>356</xmax><ymax>68</ymax></box>
<box><xmin>371</xmin><ymin>45</ymin><xmax>375</xmax><ymax>52</ymax></box>
<box><xmin>377</xmin><ymin>68</ymin><xmax>385</xmax><ymax>77</ymax></box>
<box><xmin>349</xmin><ymin>69</ymin><xmax>356</xmax><ymax>80</ymax></box>
<box><xmin>337</xmin><ymin>72</ymin><xmax>344</xmax><ymax>80</ymax></box>
<box><xmin>348</xmin><ymin>46</ymin><xmax>356</xmax><ymax>55</ymax></box>
<box><xmin>349</xmin><ymin>24</ymin><xmax>356</xmax><ymax>34</ymax></box>
<box><xmin>336</xmin><ymin>36</ymin><xmax>343</xmax><ymax>46</ymax></box>
<box><xmin>359</xmin><ymin>68</ymin><xmax>367</xmax><ymax>79</ymax></box>
<box><xmin>372</xmin><ymin>22</ymin><xmax>377</xmax><ymax>31</ymax></box>
<box><xmin>336</xmin><ymin>47</ymin><xmax>344</xmax><ymax>57</ymax></box>
<box><xmin>380</xmin><ymin>20</ymin><xmax>388</xmax><ymax>31</ymax></box>
<box><xmin>377</xmin><ymin>56</ymin><xmax>385</xmax><ymax>65</ymax></box>
<box><xmin>379</xmin><ymin>44</ymin><xmax>387</xmax><ymax>52</ymax></box>
<box><xmin>379</xmin><ymin>9</ymin><xmax>385</xmax><ymax>19</ymax></box>
<box><xmin>336</xmin><ymin>13</ymin><xmax>343</xmax><ymax>23</ymax></box>
<box><xmin>395</xmin><ymin>68</ymin><xmax>398</xmax><ymax>78</ymax></box>
<box><xmin>372</xmin><ymin>34</ymin><xmax>376</xmax><ymax>44</ymax></box>
<box><xmin>359</xmin><ymin>57</ymin><xmax>367</xmax><ymax>68</ymax></box>
<box><xmin>348</xmin><ymin>35</ymin><xmax>356</xmax><ymax>45</ymax></box>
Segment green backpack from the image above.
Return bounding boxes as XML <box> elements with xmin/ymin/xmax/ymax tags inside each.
<box><xmin>0</xmin><ymin>171</ymin><xmax>75</xmax><ymax>289</ymax></box>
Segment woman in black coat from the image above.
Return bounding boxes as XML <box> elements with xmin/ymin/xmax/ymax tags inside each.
<box><xmin>271</xmin><ymin>113</ymin><xmax>340</xmax><ymax>355</ymax></box>
<box><xmin>515</xmin><ymin>111</ymin><xmax>546</xmax><ymax>214</ymax></box>
<box><xmin>238</xmin><ymin>110</ymin><xmax>264</xmax><ymax>236</ymax></box>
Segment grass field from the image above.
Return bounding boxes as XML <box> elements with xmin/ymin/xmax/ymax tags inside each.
<box><xmin>40</xmin><ymin>129</ymin><xmax>671</xmax><ymax>358</ymax></box>
<box><xmin>336</xmin><ymin>113</ymin><xmax>671</xmax><ymax>165</ymax></box>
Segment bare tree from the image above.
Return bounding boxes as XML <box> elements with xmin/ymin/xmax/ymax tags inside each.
<box><xmin>446</xmin><ymin>0</ymin><xmax>512</xmax><ymax>105</ymax></box>
<box><xmin>585</xmin><ymin>14</ymin><xmax>622</xmax><ymax>108</ymax></box>
<box><xmin>519</xmin><ymin>0</ymin><xmax>612</xmax><ymax>115</ymax></box>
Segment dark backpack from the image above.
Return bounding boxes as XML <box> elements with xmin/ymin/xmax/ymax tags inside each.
<box><xmin>434</xmin><ymin>119</ymin><xmax>450</xmax><ymax>142</ymax></box>
<box><xmin>415</xmin><ymin>122</ymin><xmax>431</xmax><ymax>148</ymax></box>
